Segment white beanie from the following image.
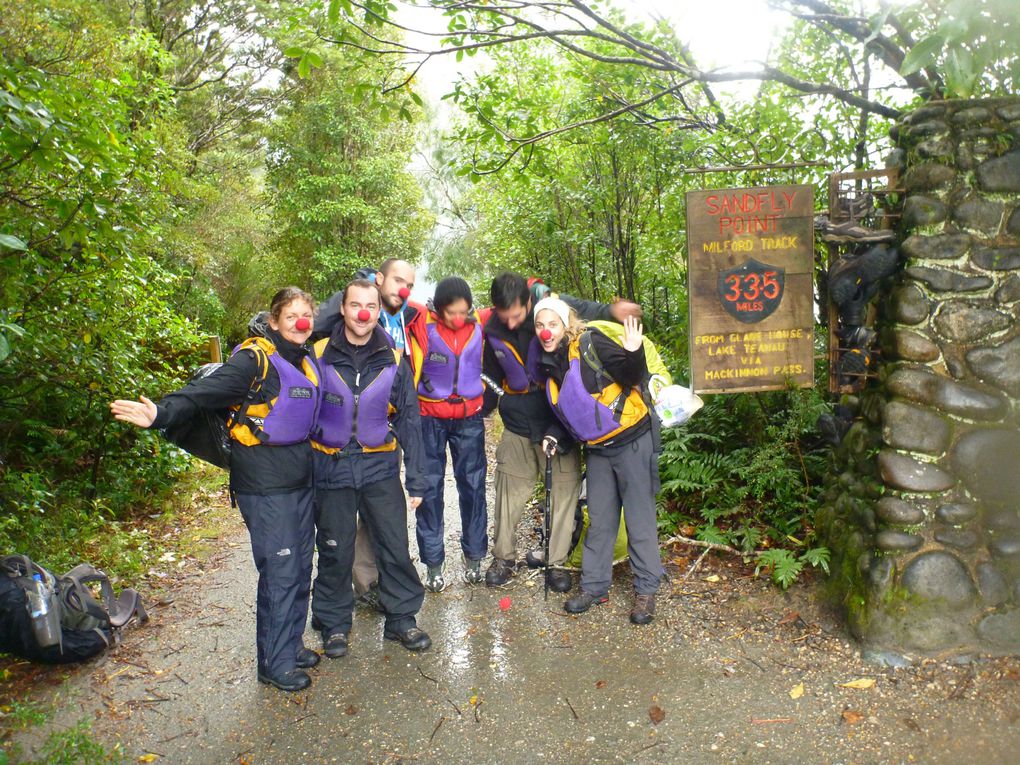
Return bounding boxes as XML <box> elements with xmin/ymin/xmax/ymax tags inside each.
<box><xmin>533</xmin><ymin>296</ymin><xmax>571</xmax><ymax>327</ymax></box>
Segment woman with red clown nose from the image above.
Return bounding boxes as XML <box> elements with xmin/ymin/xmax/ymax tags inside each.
<box><xmin>111</xmin><ymin>287</ymin><xmax>321</xmax><ymax>692</ymax></box>
<box><xmin>408</xmin><ymin>276</ymin><xmax>492</xmax><ymax>591</ymax></box>
<box><xmin>533</xmin><ymin>297</ymin><xmax>664</xmax><ymax>627</ymax></box>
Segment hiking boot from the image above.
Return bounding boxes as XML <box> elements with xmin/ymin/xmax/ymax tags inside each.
<box><xmin>485</xmin><ymin>557</ymin><xmax>516</xmax><ymax>587</ymax></box>
<box><xmin>829</xmin><ymin>245</ymin><xmax>900</xmax><ymax>308</ymax></box>
<box><xmin>525</xmin><ymin>549</ymin><xmax>544</xmax><ymax>569</ymax></box>
<box><xmin>424</xmin><ymin>563</ymin><xmax>446</xmax><ymax>593</ymax></box>
<box><xmin>355</xmin><ymin>583</ymin><xmax>384</xmax><ymax>613</ymax></box>
<box><xmin>257</xmin><ymin>668</ymin><xmax>311</xmax><ymax>692</ymax></box>
<box><xmin>463</xmin><ymin>557</ymin><xmax>483</xmax><ymax>584</ymax></box>
<box><xmin>838</xmin><ymin>325</ymin><xmax>877</xmax><ymax>350</ymax></box>
<box><xmin>816</xmin><ymin>216</ymin><xmax>895</xmax><ymax>243</ymax></box>
<box><xmin>564</xmin><ymin>591</ymin><xmax>609</xmax><ymax>614</ymax></box>
<box><xmin>295</xmin><ymin>647</ymin><xmax>320</xmax><ymax>669</ymax></box>
<box><xmin>384</xmin><ymin>626</ymin><xmax>432</xmax><ymax>652</ymax></box>
<box><xmin>322</xmin><ymin>631</ymin><xmax>349</xmax><ymax>659</ymax></box>
<box><xmin>834</xmin><ymin>191</ymin><xmax>875</xmax><ymax>221</ymax></box>
<box><xmin>546</xmin><ymin>569</ymin><xmax>573</xmax><ymax>593</ymax></box>
<box><xmin>837</xmin><ymin>347</ymin><xmax>872</xmax><ymax>386</ymax></box>
<box><xmin>630</xmin><ymin>593</ymin><xmax>656</xmax><ymax>625</ymax></box>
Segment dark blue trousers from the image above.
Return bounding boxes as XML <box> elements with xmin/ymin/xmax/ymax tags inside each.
<box><xmin>313</xmin><ymin>478</ymin><xmax>424</xmax><ymax>635</ymax></box>
<box><xmin>235</xmin><ymin>488</ymin><xmax>314</xmax><ymax>676</ymax></box>
<box><xmin>415</xmin><ymin>413</ymin><xmax>488</xmax><ymax>566</ymax></box>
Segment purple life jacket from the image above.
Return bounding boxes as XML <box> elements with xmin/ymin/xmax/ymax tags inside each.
<box><xmin>486</xmin><ymin>335</ymin><xmax>543</xmax><ymax>394</ymax></box>
<box><xmin>545</xmin><ymin>335</ymin><xmax>647</xmax><ymax>445</ymax></box>
<box><xmin>314</xmin><ymin>355</ymin><xmax>398</xmax><ymax>450</ymax></box>
<box><xmin>416</xmin><ymin>318</ymin><xmax>484</xmax><ymax>402</ymax></box>
<box><xmin>229</xmin><ymin>338</ymin><xmax>319</xmax><ymax>447</ymax></box>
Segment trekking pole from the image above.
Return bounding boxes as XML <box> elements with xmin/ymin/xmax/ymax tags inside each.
<box><xmin>543</xmin><ymin>448</ymin><xmax>553</xmax><ymax>601</ymax></box>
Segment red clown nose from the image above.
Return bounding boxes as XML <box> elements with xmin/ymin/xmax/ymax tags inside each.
<box><xmin>398</xmin><ymin>287</ymin><xmax>411</xmax><ymax>300</ymax></box>
<box><xmin>539</xmin><ymin>329</ymin><xmax>553</xmax><ymax>342</ymax></box>
<box><xmin>294</xmin><ymin>317</ymin><xmax>311</xmax><ymax>332</ymax></box>
<box><xmin>357</xmin><ymin>309</ymin><xmax>371</xmax><ymax>322</ymax></box>
<box><xmin>452</xmin><ymin>317</ymin><xmax>465</xmax><ymax>329</ymax></box>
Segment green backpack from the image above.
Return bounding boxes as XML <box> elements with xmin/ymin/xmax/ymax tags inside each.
<box><xmin>583</xmin><ymin>320</ymin><xmax>673</xmax><ymax>386</ymax></box>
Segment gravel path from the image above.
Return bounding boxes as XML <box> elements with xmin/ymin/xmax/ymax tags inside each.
<box><xmin>4</xmin><ymin>445</ymin><xmax>1020</xmax><ymax>764</ymax></box>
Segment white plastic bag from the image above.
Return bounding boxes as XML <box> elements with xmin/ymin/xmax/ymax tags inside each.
<box><xmin>648</xmin><ymin>376</ymin><xmax>703</xmax><ymax>427</ymax></box>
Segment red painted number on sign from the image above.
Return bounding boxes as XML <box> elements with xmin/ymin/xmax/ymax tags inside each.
<box><xmin>723</xmin><ymin>271</ymin><xmax>780</xmax><ymax>302</ymax></box>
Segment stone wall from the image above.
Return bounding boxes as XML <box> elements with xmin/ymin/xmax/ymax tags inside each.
<box><xmin>820</xmin><ymin>98</ymin><xmax>1020</xmax><ymax>656</ymax></box>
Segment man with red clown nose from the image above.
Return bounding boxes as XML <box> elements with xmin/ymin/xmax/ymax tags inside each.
<box><xmin>309</xmin><ymin>278</ymin><xmax>432</xmax><ymax>656</ymax></box>
<box><xmin>482</xmin><ymin>272</ymin><xmax>642</xmax><ymax>592</ymax></box>
<box><xmin>313</xmin><ymin>259</ymin><xmax>427</xmax><ymax>611</ymax></box>
<box><xmin>408</xmin><ymin>277</ymin><xmax>492</xmax><ymax>591</ymax></box>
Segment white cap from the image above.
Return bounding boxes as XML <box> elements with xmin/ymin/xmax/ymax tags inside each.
<box><xmin>533</xmin><ymin>296</ymin><xmax>571</xmax><ymax>327</ymax></box>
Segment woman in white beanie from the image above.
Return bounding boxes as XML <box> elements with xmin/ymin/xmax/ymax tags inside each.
<box><xmin>533</xmin><ymin>298</ymin><xmax>663</xmax><ymax>625</ymax></box>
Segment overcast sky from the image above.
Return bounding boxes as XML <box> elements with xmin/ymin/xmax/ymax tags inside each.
<box><xmin>401</xmin><ymin>0</ymin><xmax>787</xmax><ymax>103</ymax></box>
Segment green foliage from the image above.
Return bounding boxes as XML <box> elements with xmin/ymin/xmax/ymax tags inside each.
<box><xmin>0</xmin><ymin>699</ymin><xmax>50</xmax><ymax>731</ymax></box>
<box><xmin>265</xmin><ymin>49</ymin><xmax>434</xmax><ymax>297</ymax></box>
<box><xmin>33</xmin><ymin>718</ymin><xmax>124</xmax><ymax>765</ymax></box>
<box><xmin>0</xmin><ymin>2</ymin><xmax>207</xmax><ymax>561</ymax></box>
<box><xmin>897</xmin><ymin>0</ymin><xmax>1019</xmax><ymax>97</ymax></box>
<box><xmin>657</xmin><ymin>388</ymin><xmax>831</xmax><ymax>585</ymax></box>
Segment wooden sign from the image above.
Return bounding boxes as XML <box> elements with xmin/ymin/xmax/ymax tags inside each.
<box><xmin>686</xmin><ymin>185</ymin><xmax>814</xmax><ymax>394</ymax></box>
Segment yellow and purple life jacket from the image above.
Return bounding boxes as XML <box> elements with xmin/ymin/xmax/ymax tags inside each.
<box><xmin>487</xmin><ymin>335</ymin><xmax>544</xmax><ymax>394</ymax></box>
<box><xmin>545</xmin><ymin>332</ymin><xmax>648</xmax><ymax>446</ymax></box>
<box><xmin>228</xmin><ymin>337</ymin><xmax>320</xmax><ymax>447</ymax></box>
<box><xmin>311</xmin><ymin>338</ymin><xmax>400</xmax><ymax>454</ymax></box>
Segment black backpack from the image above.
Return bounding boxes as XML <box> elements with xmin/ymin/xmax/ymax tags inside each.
<box><xmin>158</xmin><ymin>337</ymin><xmax>270</xmax><ymax>469</ymax></box>
<box><xmin>0</xmin><ymin>555</ymin><xmax>148</xmax><ymax>664</ymax></box>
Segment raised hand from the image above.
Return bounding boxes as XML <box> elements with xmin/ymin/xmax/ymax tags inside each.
<box><xmin>109</xmin><ymin>396</ymin><xmax>157</xmax><ymax>428</ymax></box>
<box><xmin>621</xmin><ymin>315</ymin><xmax>643</xmax><ymax>352</ymax></box>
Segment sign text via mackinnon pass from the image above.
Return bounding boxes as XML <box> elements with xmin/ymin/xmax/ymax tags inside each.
<box><xmin>686</xmin><ymin>184</ymin><xmax>814</xmax><ymax>394</ymax></box>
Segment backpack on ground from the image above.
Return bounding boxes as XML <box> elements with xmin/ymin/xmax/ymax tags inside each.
<box><xmin>158</xmin><ymin>329</ymin><xmax>271</xmax><ymax>469</ymax></box>
<box><xmin>0</xmin><ymin>554</ymin><xmax>148</xmax><ymax>664</ymax></box>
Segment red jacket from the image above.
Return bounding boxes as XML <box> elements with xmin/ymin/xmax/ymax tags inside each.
<box><xmin>410</xmin><ymin>307</ymin><xmax>491</xmax><ymax>419</ymax></box>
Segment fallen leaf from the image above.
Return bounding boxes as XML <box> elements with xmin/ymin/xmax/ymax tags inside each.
<box><xmin>469</xmin><ymin>694</ymin><xmax>479</xmax><ymax>706</ymax></box>
<box><xmin>648</xmin><ymin>705</ymin><xmax>665</xmax><ymax>725</ymax></box>
<box><xmin>778</xmin><ymin>611</ymin><xmax>800</xmax><ymax>625</ymax></box>
<box><xmin>842</xmin><ymin>710</ymin><xmax>865</xmax><ymax>725</ymax></box>
<box><xmin>789</xmin><ymin>683</ymin><xmax>805</xmax><ymax>699</ymax></box>
<box><xmin>704</xmin><ymin>574</ymin><xmax>721</xmax><ymax>583</ymax></box>
<box><xmin>839</xmin><ymin>678</ymin><xmax>876</xmax><ymax>690</ymax></box>
<box><xmin>595</xmin><ymin>680</ymin><xmax>606</xmax><ymax>689</ymax></box>
<box><xmin>344</xmin><ymin>704</ymin><xmax>358</xmax><ymax>715</ymax></box>
<box><xmin>138</xmin><ymin>755</ymin><xmax>159</xmax><ymax>763</ymax></box>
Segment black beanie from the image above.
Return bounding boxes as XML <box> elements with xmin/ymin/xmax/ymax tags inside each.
<box><xmin>433</xmin><ymin>276</ymin><xmax>473</xmax><ymax>312</ymax></box>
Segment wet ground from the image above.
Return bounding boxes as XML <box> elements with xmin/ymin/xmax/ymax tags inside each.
<box><xmin>4</xmin><ymin>461</ymin><xmax>1020</xmax><ymax>764</ymax></box>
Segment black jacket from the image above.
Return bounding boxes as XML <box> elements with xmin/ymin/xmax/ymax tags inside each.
<box><xmin>312</xmin><ymin>324</ymin><xmax>427</xmax><ymax>495</ymax></box>
<box><xmin>538</xmin><ymin>328</ymin><xmax>651</xmax><ymax>450</ymax></box>
<box><xmin>150</xmin><ymin>329</ymin><xmax>315</xmax><ymax>495</ymax></box>
<box><xmin>482</xmin><ymin>286</ymin><xmax>614</xmax><ymax>447</ymax></box>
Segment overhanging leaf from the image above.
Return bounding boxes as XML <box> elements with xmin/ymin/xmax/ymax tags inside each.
<box><xmin>0</xmin><ymin>233</ymin><xmax>28</xmax><ymax>250</ymax></box>
<box><xmin>899</xmin><ymin>34</ymin><xmax>946</xmax><ymax>76</ymax></box>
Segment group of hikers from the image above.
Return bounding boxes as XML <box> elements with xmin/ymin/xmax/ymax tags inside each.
<box><xmin>110</xmin><ymin>260</ymin><xmax>666</xmax><ymax>693</ymax></box>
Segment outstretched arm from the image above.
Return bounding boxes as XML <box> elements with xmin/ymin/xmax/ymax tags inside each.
<box><xmin>109</xmin><ymin>396</ymin><xmax>157</xmax><ymax>428</ymax></box>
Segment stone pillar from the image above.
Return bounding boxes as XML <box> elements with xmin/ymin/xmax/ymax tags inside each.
<box><xmin>821</xmin><ymin>98</ymin><xmax>1020</xmax><ymax>656</ymax></box>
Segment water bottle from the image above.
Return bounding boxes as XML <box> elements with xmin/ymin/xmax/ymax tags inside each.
<box><xmin>26</xmin><ymin>572</ymin><xmax>61</xmax><ymax>647</ymax></box>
